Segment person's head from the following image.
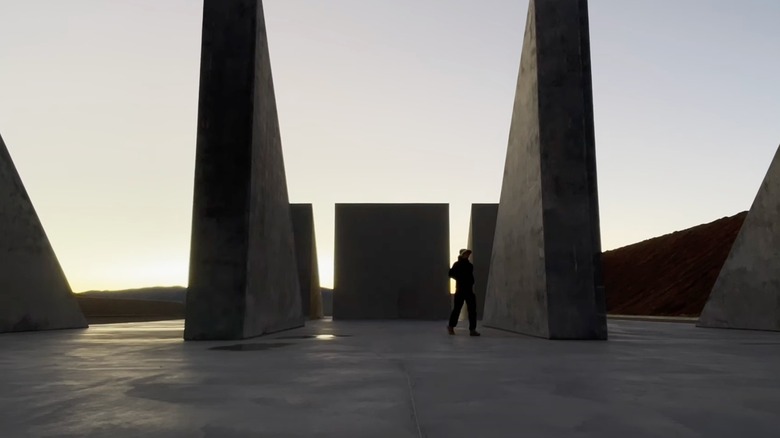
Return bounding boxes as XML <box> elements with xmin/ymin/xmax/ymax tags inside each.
<box><xmin>459</xmin><ymin>249</ymin><xmax>472</xmax><ymax>260</ymax></box>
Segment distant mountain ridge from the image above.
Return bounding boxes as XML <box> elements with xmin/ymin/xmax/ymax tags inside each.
<box><xmin>78</xmin><ymin>286</ymin><xmax>336</xmax><ymax>316</ymax></box>
<box><xmin>79</xmin><ymin>286</ymin><xmax>187</xmax><ymax>303</ymax></box>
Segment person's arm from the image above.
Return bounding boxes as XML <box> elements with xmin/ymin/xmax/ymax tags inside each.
<box><xmin>448</xmin><ymin>261</ymin><xmax>459</xmax><ymax>279</ymax></box>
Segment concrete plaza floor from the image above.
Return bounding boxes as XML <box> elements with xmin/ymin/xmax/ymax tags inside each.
<box><xmin>1</xmin><ymin>319</ymin><xmax>779</xmax><ymax>437</ymax></box>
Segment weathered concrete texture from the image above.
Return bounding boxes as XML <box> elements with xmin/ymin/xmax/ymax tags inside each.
<box><xmin>184</xmin><ymin>0</ymin><xmax>303</xmax><ymax>340</ymax></box>
<box><xmin>465</xmin><ymin>203</ymin><xmax>498</xmax><ymax>320</ymax></box>
<box><xmin>334</xmin><ymin>204</ymin><xmax>451</xmax><ymax>319</ymax></box>
<box><xmin>291</xmin><ymin>204</ymin><xmax>323</xmax><ymax>319</ymax></box>
<box><xmin>0</xmin><ymin>132</ymin><xmax>87</xmax><ymax>333</ymax></box>
<box><xmin>483</xmin><ymin>0</ymin><xmax>607</xmax><ymax>340</ymax></box>
<box><xmin>698</xmin><ymin>145</ymin><xmax>780</xmax><ymax>331</ymax></box>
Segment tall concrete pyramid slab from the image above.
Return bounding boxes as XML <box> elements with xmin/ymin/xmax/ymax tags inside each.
<box><xmin>483</xmin><ymin>0</ymin><xmax>607</xmax><ymax>340</ymax></box>
<box><xmin>698</xmin><ymin>146</ymin><xmax>780</xmax><ymax>331</ymax></box>
<box><xmin>0</xmin><ymin>133</ymin><xmax>87</xmax><ymax>333</ymax></box>
<box><xmin>460</xmin><ymin>204</ymin><xmax>498</xmax><ymax>322</ymax></box>
<box><xmin>291</xmin><ymin>204</ymin><xmax>323</xmax><ymax>320</ymax></box>
<box><xmin>468</xmin><ymin>204</ymin><xmax>499</xmax><ymax>320</ymax></box>
<box><xmin>184</xmin><ymin>0</ymin><xmax>303</xmax><ymax>340</ymax></box>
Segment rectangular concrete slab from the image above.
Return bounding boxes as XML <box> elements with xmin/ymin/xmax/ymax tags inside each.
<box><xmin>184</xmin><ymin>0</ymin><xmax>303</xmax><ymax>340</ymax></box>
<box><xmin>291</xmin><ymin>204</ymin><xmax>323</xmax><ymax>319</ymax></box>
<box><xmin>698</xmin><ymin>145</ymin><xmax>780</xmax><ymax>331</ymax></box>
<box><xmin>334</xmin><ymin>204</ymin><xmax>450</xmax><ymax>319</ymax></box>
<box><xmin>483</xmin><ymin>0</ymin><xmax>607</xmax><ymax>340</ymax></box>
<box><xmin>0</xmin><ymin>132</ymin><xmax>87</xmax><ymax>333</ymax></box>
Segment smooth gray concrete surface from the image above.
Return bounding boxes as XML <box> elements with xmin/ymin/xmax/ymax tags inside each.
<box><xmin>334</xmin><ymin>204</ymin><xmax>450</xmax><ymax>319</ymax></box>
<box><xmin>484</xmin><ymin>0</ymin><xmax>606</xmax><ymax>340</ymax></box>
<box><xmin>0</xmin><ymin>132</ymin><xmax>87</xmax><ymax>333</ymax></box>
<box><xmin>185</xmin><ymin>0</ymin><xmax>302</xmax><ymax>340</ymax></box>
<box><xmin>464</xmin><ymin>204</ymin><xmax>498</xmax><ymax>321</ymax></box>
<box><xmin>2</xmin><ymin>319</ymin><xmax>780</xmax><ymax>437</ymax></box>
<box><xmin>291</xmin><ymin>204</ymin><xmax>323</xmax><ymax>319</ymax></box>
<box><xmin>698</xmin><ymin>145</ymin><xmax>780</xmax><ymax>331</ymax></box>
<box><xmin>321</xmin><ymin>288</ymin><xmax>333</xmax><ymax>316</ymax></box>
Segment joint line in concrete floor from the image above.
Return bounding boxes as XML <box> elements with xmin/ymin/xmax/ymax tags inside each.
<box><xmin>376</xmin><ymin>352</ymin><xmax>424</xmax><ymax>438</ymax></box>
<box><xmin>399</xmin><ymin>360</ymin><xmax>424</xmax><ymax>438</ymax></box>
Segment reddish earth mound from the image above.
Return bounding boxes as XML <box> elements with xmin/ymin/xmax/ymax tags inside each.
<box><xmin>603</xmin><ymin>211</ymin><xmax>747</xmax><ymax>317</ymax></box>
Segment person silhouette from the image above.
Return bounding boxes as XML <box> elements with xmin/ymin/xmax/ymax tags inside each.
<box><xmin>447</xmin><ymin>249</ymin><xmax>480</xmax><ymax>336</ymax></box>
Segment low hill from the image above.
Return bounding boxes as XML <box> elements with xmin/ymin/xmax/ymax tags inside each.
<box><xmin>76</xmin><ymin>296</ymin><xmax>184</xmax><ymax>324</ymax></box>
<box><xmin>603</xmin><ymin>211</ymin><xmax>747</xmax><ymax>317</ymax></box>
<box><xmin>76</xmin><ymin>286</ymin><xmax>336</xmax><ymax>322</ymax></box>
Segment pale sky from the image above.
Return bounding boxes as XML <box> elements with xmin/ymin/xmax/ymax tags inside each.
<box><xmin>1</xmin><ymin>0</ymin><xmax>778</xmax><ymax>291</ymax></box>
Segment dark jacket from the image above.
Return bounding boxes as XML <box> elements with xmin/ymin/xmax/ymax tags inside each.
<box><xmin>448</xmin><ymin>257</ymin><xmax>474</xmax><ymax>292</ymax></box>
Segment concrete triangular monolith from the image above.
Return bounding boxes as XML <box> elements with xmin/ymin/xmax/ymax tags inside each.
<box><xmin>483</xmin><ymin>0</ymin><xmax>607</xmax><ymax>340</ymax></box>
<box><xmin>291</xmin><ymin>204</ymin><xmax>323</xmax><ymax>320</ymax></box>
<box><xmin>698</xmin><ymin>145</ymin><xmax>780</xmax><ymax>331</ymax></box>
<box><xmin>459</xmin><ymin>204</ymin><xmax>498</xmax><ymax>322</ymax></box>
<box><xmin>184</xmin><ymin>0</ymin><xmax>303</xmax><ymax>340</ymax></box>
<box><xmin>0</xmin><ymin>132</ymin><xmax>87</xmax><ymax>333</ymax></box>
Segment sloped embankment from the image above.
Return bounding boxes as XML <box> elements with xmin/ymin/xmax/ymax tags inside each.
<box><xmin>603</xmin><ymin>212</ymin><xmax>747</xmax><ymax>317</ymax></box>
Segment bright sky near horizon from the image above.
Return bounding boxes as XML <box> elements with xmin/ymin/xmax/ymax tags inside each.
<box><xmin>1</xmin><ymin>0</ymin><xmax>779</xmax><ymax>292</ymax></box>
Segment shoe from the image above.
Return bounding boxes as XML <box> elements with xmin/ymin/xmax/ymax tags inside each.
<box><xmin>469</xmin><ymin>330</ymin><xmax>481</xmax><ymax>337</ymax></box>
<box><xmin>447</xmin><ymin>326</ymin><xmax>455</xmax><ymax>335</ymax></box>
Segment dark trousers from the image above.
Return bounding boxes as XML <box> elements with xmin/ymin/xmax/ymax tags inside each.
<box><xmin>448</xmin><ymin>290</ymin><xmax>477</xmax><ymax>331</ymax></box>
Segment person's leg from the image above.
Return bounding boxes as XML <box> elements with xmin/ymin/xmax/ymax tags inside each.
<box><xmin>466</xmin><ymin>291</ymin><xmax>478</xmax><ymax>332</ymax></box>
<box><xmin>448</xmin><ymin>293</ymin><xmax>465</xmax><ymax>328</ymax></box>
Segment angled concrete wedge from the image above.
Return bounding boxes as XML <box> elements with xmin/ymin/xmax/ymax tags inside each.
<box><xmin>698</xmin><ymin>145</ymin><xmax>780</xmax><ymax>332</ymax></box>
<box><xmin>483</xmin><ymin>0</ymin><xmax>607</xmax><ymax>340</ymax></box>
<box><xmin>0</xmin><ymin>132</ymin><xmax>87</xmax><ymax>333</ymax></box>
<box><xmin>185</xmin><ymin>0</ymin><xmax>303</xmax><ymax>340</ymax></box>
